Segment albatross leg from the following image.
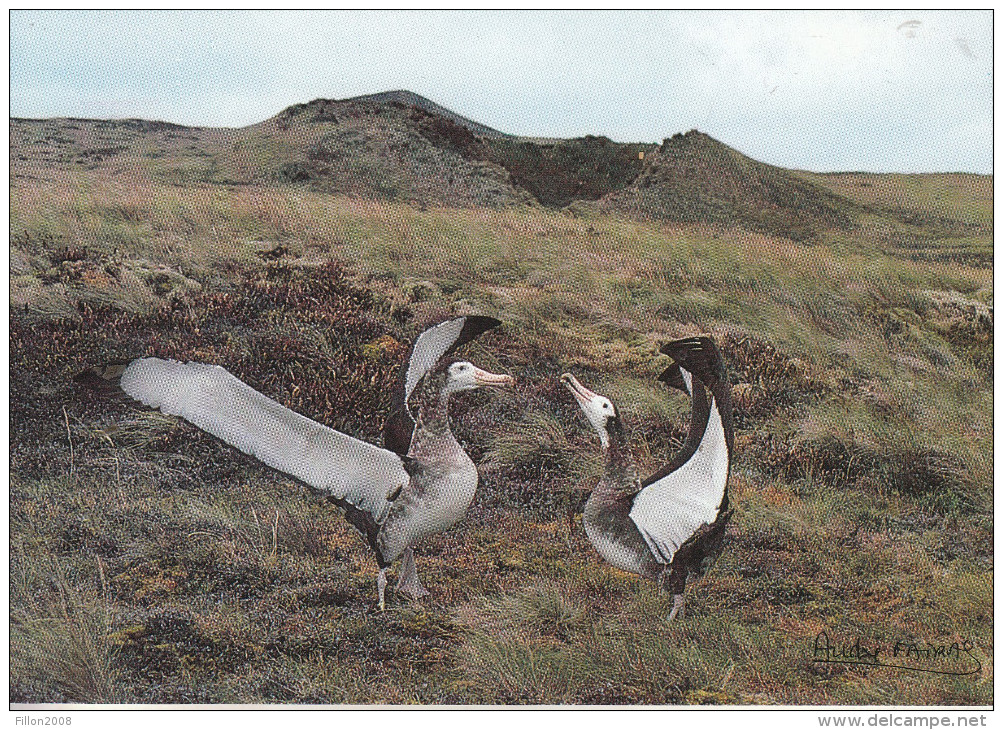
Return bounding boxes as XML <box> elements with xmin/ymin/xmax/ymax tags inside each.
<box><xmin>667</xmin><ymin>593</ymin><xmax>686</xmax><ymax>622</ymax></box>
<box><xmin>395</xmin><ymin>547</ymin><xmax>430</xmax><ymax>601</ymax></box>
<box><xmin>377</xmin><ymin>568</ymin><xmax>388</xmax><ymax>612</ymax></box>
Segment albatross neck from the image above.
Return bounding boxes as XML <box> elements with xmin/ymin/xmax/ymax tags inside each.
<box><xmin>598</xmin><ymin>416</ymin><xmax>640</xmax><ymax>499</ymax></box>
<box><xmin>413</xmin><ymin>376</ymin><xmax>455</xmax><ymax>436</ymax></box>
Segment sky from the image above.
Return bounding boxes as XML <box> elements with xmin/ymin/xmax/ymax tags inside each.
<box><xmin>9</xmin><ymin>10</ymin><xmax>994</xmax><ymax>174</ymax></box>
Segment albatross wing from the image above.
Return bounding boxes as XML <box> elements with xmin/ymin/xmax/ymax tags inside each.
<box><xmin>628</xmin><ymin>397</ymin><xmax>730</xmax><ymax>564</ymax></box>
<box><xmin>403</xmin><ymin>315</ymin><xmax>501</xmax><ymax>410</ymax></box>
<box><xmin>384</xmin><ymin>315</ymin><xmax>501</xmax><ymax>455</ymax></box>
<box><xmin>118</xmin><ymin>357</ymin><xmax>408</xmax><ymax>523</ymax></box>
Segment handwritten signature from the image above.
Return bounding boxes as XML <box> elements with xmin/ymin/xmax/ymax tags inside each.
<box><xmin>811</xmin><ymin>631</ymin><xmax>982</xmax><ymax>676</ymax></box>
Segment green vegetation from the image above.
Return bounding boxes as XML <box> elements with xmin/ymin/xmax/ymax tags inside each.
<box><xmin>9</xmin><ymin>109</ymin><xmax>992</xmax><ymax>705</ymax></box>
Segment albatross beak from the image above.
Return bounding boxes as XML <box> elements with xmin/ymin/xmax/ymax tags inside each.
<box><xmin>560</xmin><ymin>373</ymin><xmax>598</xmax><ymax>405</ymax></box>
<box><xmin>473</xmin><ymin>367</ymin><xmax>514</xmax><ymax>388</ymax></box>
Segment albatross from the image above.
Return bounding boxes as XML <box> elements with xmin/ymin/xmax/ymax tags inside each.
<box><xmin>77</xmin><ymin>315</ymin><xmax>512</xmax><ymax>610</ymax></box>
<box><xmin>561</xmin><ymin>336</ymin><xmax>734</xmax><ymax>621</ymax></box>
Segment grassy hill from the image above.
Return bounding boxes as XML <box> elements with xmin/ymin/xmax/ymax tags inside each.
<box><xmin>8</xmin><ymin>96</ymin><xmax>994</xmax><ymax>705</ymax></box>
<box><xmin>10</xmin><ymin>95</ymin><xmax>530</xmax><ymax>209</ymax></box>
<box><xmin>599</xmin><ymin>130</ymin><xmax>859</xmax><ymax>241</ymax></box>
<box><xmin>344</xmin><ymin>90</ymin><xmax>512</xmax><ymax>139</ymax></box>
<box><xmin>8</xmin><ymin>91</ymin><xmax>867</xmax><ymax>237</ymax></box>
<box><xmin>19</xmin><ymin>91</ymin><xmax>980</xmax><ymax>244</ymax></box>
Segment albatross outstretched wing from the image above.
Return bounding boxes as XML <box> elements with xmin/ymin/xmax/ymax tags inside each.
<box><xmin>628</xmin><ymin>394</ymin><xmax>730</xmax><ymax>564</ymax></box>
<box><xmin>97</xmin><ymin>357</ymin><xmax>409</xmax><ymax>523</ymax></box>
<box><xmin>631</xmin><ymin>336</ymin><xmax>733</xmax><ymax>564</ymax></box>
<box><xmin>384</xmin><ymin>315</ymin><xmax>501</xmax><ymax>455</ymax></box>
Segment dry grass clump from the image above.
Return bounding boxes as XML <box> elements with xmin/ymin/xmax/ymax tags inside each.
<box><xmin>452</xmin><ymin>582</ymin><xmax>592</xmax><ymax>704</ymax></box>
<box><xmin>10</xmin><ymin>552</ymin><xmax>122</xmax><ymax>703</ymax></box>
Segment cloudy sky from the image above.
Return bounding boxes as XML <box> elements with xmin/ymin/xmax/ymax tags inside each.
<box><xmin>9</xmin><ymin>10</ymin><xmax>993</xmax><ymax>173</ymax></box>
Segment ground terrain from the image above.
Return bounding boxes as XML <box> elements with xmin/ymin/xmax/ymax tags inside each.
<box><xmin>9</xmin><ymin>93</ymin><xmax>994</xmax><ymax>705</ymax></box>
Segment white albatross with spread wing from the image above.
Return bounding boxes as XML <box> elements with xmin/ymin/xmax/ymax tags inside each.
<box><xmin>78</xmin><ymin>315</ymin><xmax>511</xmax><ymax>610</ymax></box>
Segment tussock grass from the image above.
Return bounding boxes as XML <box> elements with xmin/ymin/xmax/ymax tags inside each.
<box><xmin>452</xmin><ymin>577</ymin><xmax>816</xmax><ymax>704</ymax></box>
<box><xmin>481</xmin><ymin>409</ymin><xmax>596</xmax><ymax>493</ymax></box>
<box><xmin>453</xmin><ymin>582</ymin><xmax>591</xmax><ymax>703</ymax></box>
<box><xmin>10</xmin><ymin>553</ymin><xmax>122</xmax><ymax>703</ymax></box>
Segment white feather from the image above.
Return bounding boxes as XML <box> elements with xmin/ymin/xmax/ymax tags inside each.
<box><xmin>680</xmin><ymin>369</ymin><xmax>693</xmax><ymax>395</ymax></box>
<box><xmin>120</xmin><ymin>358</ymin><xmax>408</xmax><ymax>523</ymax></box>
<box><xmin>629</xmin><ymin>396</ymin><xmax>729</xmax><ymax>564</ymax></box>
<box><xmin>404</xmin><ymin>318</ymin><xmax>467</xmax><ymax>413</ymax></box>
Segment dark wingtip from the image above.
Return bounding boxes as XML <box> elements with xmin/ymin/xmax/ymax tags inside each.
<box><xmin>454</xmin><ymin>315</ymin><xmax>501</xmax><ymax>350</ymax></box>
<box><xmin>401</xmin><ymin>315</ymin><xmax>503</xmax><ymax>408</ymax></box>
<box><xmin>659</xmin><ymin>336</ymin><xmax>713</xmax><ymax>357</ymax></box>
<box><xmin>659</xmin><ymin>336</ymin><xmax>725</xmax><ymax>386</ymax></box>
<box><xmin>465</xmin><ymin>315</ymin><xmax>502</xmax><ymax>328</ymax></box>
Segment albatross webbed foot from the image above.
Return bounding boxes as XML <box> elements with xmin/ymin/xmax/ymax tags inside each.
<box><xmin>395</xmin><ymin>547</ymin><xmax>430</xmax><ymax>601</ymax></box>
<box><xmin>667</xmin><ymin>593</ymin><xmax>686</xmax><ymax>622</ymax></box>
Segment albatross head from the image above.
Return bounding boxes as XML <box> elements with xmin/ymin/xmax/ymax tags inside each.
<box><xmin>441</xmin><ymin>360</ymin><xmax>514</xmax><ymax>395</ymax></box>
<box><xmin>560</xmin><ymin>373</ymin><xmax>616</xmax><ymax>449</ymax></box>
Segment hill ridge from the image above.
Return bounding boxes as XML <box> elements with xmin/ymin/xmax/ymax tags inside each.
<box><xmin>345</xmin><ymin>90</ymin><xmax>511</xmax><ymax>139</ymax></box>
<box><xmin>15</xmin><ymin>91</ymin><xmax>985</xmax><ymax>240</ymax></box>
<box><xmin>272</xmin><ymin>90</ymin><xmax>511</xmax><ymax>140</ymax></box>
<box><xmin>599</xmin><ymin>129</ymin><xmax>858</xmax><ymax>240</ymax></box>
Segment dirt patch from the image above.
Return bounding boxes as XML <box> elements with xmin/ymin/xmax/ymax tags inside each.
<box><xmin>488</xmin><ymin>135</ymin><xmax>651</xmax><ymax>208</ymax></box>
